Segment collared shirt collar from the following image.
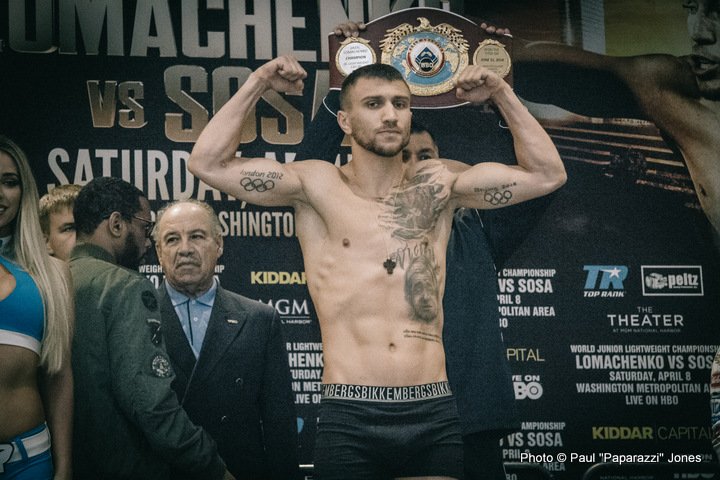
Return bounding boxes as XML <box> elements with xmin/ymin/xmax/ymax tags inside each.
<box><xmin>165</xmin><ymin>277</ymin><xmax>219</xmax><ymax>308</ymax></box>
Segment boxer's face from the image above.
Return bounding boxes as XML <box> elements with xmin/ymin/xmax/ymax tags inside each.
<box><xmin>339</xmin><ymin>78</ymin><xmax>412</xmax><ymax>157</ymax></box>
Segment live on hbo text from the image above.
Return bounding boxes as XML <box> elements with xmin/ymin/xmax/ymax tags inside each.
<box><xmin>520</xmin><ymin>452</ymin><xmax>703</xmax><ymax>464</ymax></box>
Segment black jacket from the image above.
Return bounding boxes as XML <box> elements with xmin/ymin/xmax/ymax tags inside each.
<box><xmin>158</xmin><ymin>282</ymin><xmax>301</xmax><ymax>480</ymax></box>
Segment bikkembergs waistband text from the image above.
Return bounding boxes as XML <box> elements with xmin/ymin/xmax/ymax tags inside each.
<box><xmin>321</xmin><ymin>381</ymin><xmax>452</xmax><ymax>402</ymax></box>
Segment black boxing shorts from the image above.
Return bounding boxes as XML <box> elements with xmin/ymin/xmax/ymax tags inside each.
<box><xmin>313</xmin><ymin>382</ymin><xmax>463</xmax><ymax>479</ymax></box>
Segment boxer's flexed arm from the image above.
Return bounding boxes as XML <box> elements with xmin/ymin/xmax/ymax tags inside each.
<box><xmin>188</xmin><ymin>56</ymin><xmax>308</xmax><ymax>207</ymax></box>
<box><xmin>452</xmin><ymin>65</ymin><xmax>567</xmax><ymax>208</ymax></box>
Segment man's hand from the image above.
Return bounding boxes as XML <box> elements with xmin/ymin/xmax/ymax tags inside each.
<box><xmin>333</xmin><ymin>21</ymin><xmax>366</xmax><ymax>38</ymax></box>
<box><xmin>454</xmin><ymin>65</ymin><xmax>507</xmax><ymax>104</ymax></box>
<box><xmin>480</xmin><ymin>22</ymin><xmax>512</xmax><ymax>37</ymax></box>
<box><xmin>253</xmin><ymin>55</ymin><xmax>307</xmax><ymax>94</ymax></box>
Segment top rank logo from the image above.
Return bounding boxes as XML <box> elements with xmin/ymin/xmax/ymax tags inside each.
<box><xmin>642</xmin><ymin>266</ymin><xmax>703</xmax><ymax>296</ymax></box>
<box><xmin>583</xmin><ymin>265</ymin><xmax>627</xmax><ymax>298</ymax></box>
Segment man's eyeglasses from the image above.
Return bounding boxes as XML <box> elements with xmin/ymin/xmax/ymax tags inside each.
<box><xmin>130</xmin><ymin>215</ymin><xmax>155</xmax><ymax>238</ymax></box>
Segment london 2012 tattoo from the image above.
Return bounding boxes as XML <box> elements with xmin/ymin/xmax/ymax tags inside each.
<box><xmin>475</xmin><ymin>182</ymin><xmax>516</xmax><ymax>206</ymax></box>
<box><xmin>238</xmin><ymin>169</ymin><xmax>283</xmax><ymax>192</ymax></box>
<box><xmin>404</xmin><ymin>255</ymin><xmax>440</xmax><ymax>324</ymax></box>
<box><xmin>378</xmin><ymin>163</ymin><xmax>450</xmax><ymax>241</ymax></box>
<box><xmin>240</xmin><ymin>177</ymin><xmax>275</xmax><ymax>192</ymax></box>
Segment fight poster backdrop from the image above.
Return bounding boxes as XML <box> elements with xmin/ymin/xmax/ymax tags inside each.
<box><xmin>1</xmin><ymin>1</ymin><xmax>718</xmax><ymax>478</ymax></box>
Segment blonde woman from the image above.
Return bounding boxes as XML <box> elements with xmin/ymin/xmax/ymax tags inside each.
<box><xmin>0</xmin><ymin>136</ymin><xmax>73</xmax><ymax>480</ymax></box>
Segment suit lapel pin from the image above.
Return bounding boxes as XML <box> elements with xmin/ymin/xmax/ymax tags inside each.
<box><xmin>227</xmin><ymin>319</ymin><xmax>239</xmax><ymax>324</ymax></box>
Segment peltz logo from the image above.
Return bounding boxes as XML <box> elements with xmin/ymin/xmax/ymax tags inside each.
<box><xmin>583</xmin><ymin>265</ymin><xmax>627</xmax><ymax>298</ymax></box>
<box><xmin>642</xmin><ymin>266</ymin><xmax>703</xmax><ymax>296</ymax></box>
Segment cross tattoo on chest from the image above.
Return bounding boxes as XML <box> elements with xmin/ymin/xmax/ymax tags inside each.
<box><xmin>383</xmin><ymin>258</ymin><xmax>397</xmax><ymax>275</ymax></box>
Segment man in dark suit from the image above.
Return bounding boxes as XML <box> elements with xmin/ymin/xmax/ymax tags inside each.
<box><xmin>153</xmin><ymin>199</ymin><xmax>301</xmax><ymax>480</ymax></box>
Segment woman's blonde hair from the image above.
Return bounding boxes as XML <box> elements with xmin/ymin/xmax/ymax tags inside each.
<box><xmin>0</xmin><ymin>135</ymin><xmax>72</xmax><ymax>373</ymax></box>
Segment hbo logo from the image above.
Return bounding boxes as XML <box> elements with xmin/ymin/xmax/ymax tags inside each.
<box><xmin>513</xmin><ymin>380</ymin><xmax>543</xmax><ymax>400</ymax></box>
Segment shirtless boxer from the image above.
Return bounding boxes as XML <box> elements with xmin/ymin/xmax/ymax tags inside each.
<box><xmin>188</xmin><ymin>55</ymin><xmax>566</xmax><ymax>479</ymax></box>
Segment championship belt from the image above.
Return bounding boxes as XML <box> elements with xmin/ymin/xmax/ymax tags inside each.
<box><xmin>329</xmin><ymin>7</ymin><xmax>513</xmax><ymax>108</ymax></box>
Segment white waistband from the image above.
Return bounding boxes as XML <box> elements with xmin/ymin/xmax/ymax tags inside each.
<box><xmin>0</xmin><ymin>330</ymin><xmax>41</xmax><ymax>355</ymax></box>
<box><xmin>5</xmin><ymin>425</ymin><xmax>51</xmax><ymax>463</ymax></box>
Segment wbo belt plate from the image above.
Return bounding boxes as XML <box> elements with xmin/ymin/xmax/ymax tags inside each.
<box><xmin>335</xmin><ymin>37</ymin><xmax>377</xmax><ymax>77</ymax></box>
<box><xmin>473</xmin><ymin>39</ymin><xmax>512</xmax><ymax>78</ymax></box>
<box><xmin>380</xmin><ymin>17</ymin><xmax>469</xmax><ymax>97</ymax></box>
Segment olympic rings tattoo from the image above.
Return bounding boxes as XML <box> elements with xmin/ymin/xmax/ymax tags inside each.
<box><xmin>240</xmin><ymin>177</ymin><xmax>275</xmax><ymax>192</ymax></box>
<box><xmin>484</xmin><ymin>190</ymin><xmax>513</xmax><ymax>205</ymax></box>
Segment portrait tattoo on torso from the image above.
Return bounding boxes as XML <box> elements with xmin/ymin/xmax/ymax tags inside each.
<box><xmin>403</xmin><ymin>254</ymin><xmax>440</xmax><ymax>324</ymax></box>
